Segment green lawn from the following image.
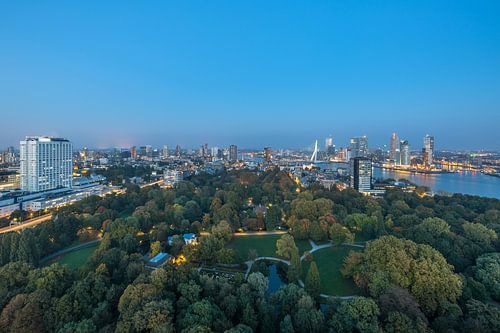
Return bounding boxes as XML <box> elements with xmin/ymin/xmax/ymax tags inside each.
<box><xmin>54</xmin><ymin>244</ymin><xmax>99</xmax><ymax>269</ymax></box>
<box><xmin>302</xmin><ymin>246</ymin><xmax>360</xmax><ymax>296</ymax></box>
<box><xmin>228</xmin><ymin>234</ymin><xmax>311</xmax><ymax>262</ymax></box>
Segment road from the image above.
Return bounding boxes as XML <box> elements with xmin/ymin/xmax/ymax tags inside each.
<box><xmin>0</xmin><ymin>214</ymin><xmax>53</xmax><ymax>234</ymax></box>
<box><xmin>0</xmin><ymin>179</ymin><xmax>164</xmax><ymax>235</ymax></box>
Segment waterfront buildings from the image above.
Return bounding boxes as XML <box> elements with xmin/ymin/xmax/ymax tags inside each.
<box><xmin>400</xmin><ymin>140</ymin><xmax>411</xmax><ymax>166</ymax></box>
<box><xmin>423</xmin><ymin>135</ymin><xmax>435</xmax><ymax>166</ymax></box>
<box><xmin>20</xmin><ymin>136</ymin><xmax>73</xmax><ymax>192</ymax></box>
<box><xmin>325</xmin><ymin>136</ymin><xmax>336</xmax><ymax>157</ymax></box>
<box><xmin>350</xmin><ymin>136</ymin><xmax>368</xmax><ymax>158</ymax></box>
<box><xmin>389</xmin><ymin>132</ymin><xmax>399</xmax><ymax>161</ymax></box>
<box><xmin>350</xmin><ymin>157</ymin><xmax>372</xmax><ymax>192</ymax></box>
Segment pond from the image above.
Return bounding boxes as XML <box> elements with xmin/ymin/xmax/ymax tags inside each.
<box><xmin>267</xmin><ymin>264</ymin><xmax>286</xmax><ymax>294</ymax></box>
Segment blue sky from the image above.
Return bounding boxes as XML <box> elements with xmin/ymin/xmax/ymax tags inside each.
<box><xmin>1</xmin><ymin>1</ymin><xmax>499</xmax><ymax>150</ymax></box>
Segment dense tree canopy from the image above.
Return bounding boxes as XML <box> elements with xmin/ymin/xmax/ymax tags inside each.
<box><xmin>0</xmin><ymin>168</ymin><xmax>499</xmax><ymax>332</ymax></box>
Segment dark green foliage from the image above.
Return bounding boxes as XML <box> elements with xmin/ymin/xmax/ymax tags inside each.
<box><xmin>0</xmin><ymin>169</ymin><xmax>499</xmax><ymax>332</ymax></box>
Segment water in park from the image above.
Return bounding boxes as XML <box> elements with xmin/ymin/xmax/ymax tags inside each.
<box><xmin>267</xmin><ymin>264</ymin><xmax>285</xmax><ymax>294</ymax></box>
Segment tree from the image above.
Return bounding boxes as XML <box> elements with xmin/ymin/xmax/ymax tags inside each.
<box><xmin>280</xmin><ymin>315</ymin><xmax>295</xmax><ymax>333</ymax></box>
<box><xmin>276</xmin><ymin>234</ymin><xmax>298</xmax><ymax>259</ymax></box>
<box><xmin>288</xmin><ymin>249</ymin><xmax>301</xmax><ymax>283</ymax></box>
<box><xmin>184</xmin><ymin>200</ymin><xmax>202</xmax><ymax>222</ymax></box>
<box><xmin>150</xmin><ymin>241</ymin><xmax>162</xmax><ymax>257</ymax></box>
<box><xmin>294</xmin><ymin>295</ymin><xmax>324</xmax><ymax>333</ymax></box>
<box><xmin>305</xmin><ymin>262</ymin><xmax>320</xmax><ymax>301</ymax></box>
<box><xmin>384</xmin><ymin>312</ymin><xmax>426</xmax><ymax>333</ymax></box>
<box><xmin>474</xmin><ymin>253</ymin><xmax>500</xmax><ymax>301</ymax></box>
<box><xmin>463</xmin><ymin>222</ymin><xmax>497</xmax><ymax>248</ymax></box>
<box><xmin>225</xmin><ymin>324</ymin><xmax>253</xmax><ymax>333</ymax></box>
<box><xmin>266</xmin><ymin>205</ymin><xmax>282</xmax><ymax>231</ymax></box>
<box><xmin>378</xmin><ymin>286</ymin><xmax>427</xmax><ymax>325</ymax></box>
<box><xmin>327</xmin><ymin>297</ymin><xmax>380</xmax><ymax>333</ymax></box>
<box><xmin>247</xmin><ymin>272</ymin><xmax>268</xmax><ymax>297</ymax></box>
<box><xmin>309</xmin><ymin>221</ymin><xmax>327</xmax><ymax>242</ymax></box>
<box><xmin>463</xmin><ymin>299</ymin><xmax>500</xmax><ymax>333</ymax></box>
<box><xmin>344</xmin><ymin>213</ymin><xmax>376</xmax><ymax>233</ymax></box>
<box><xmin>212</xmin><ymin>220</ymin><xmax>233</xmax><ymax>243</ymax></box>
<box><xmin>342</xmin><ymin>236</ymin><xmax>462</xmax><ymax>313</ymax></box>
<box><xmin>329</xmin><ymin>224</ymin><xmax>354</xmax><ymax>247</ymax></box>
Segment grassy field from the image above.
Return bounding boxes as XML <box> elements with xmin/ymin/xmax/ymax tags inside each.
<box><xmin>302</xmin><ymin>246</ymin><xmax>360</xmax><ymax>296</ymax></box>
<box><xmin>54</xmin><ymin>244</ymin><xmax>99</xmax><ymax>269</ymax></box>
<box><xmin>228</xmin><ymin>234</ymin><xmax>311</xmax><ymax>262</ymax></box>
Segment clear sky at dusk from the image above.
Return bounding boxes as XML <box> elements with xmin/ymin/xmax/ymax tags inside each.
<box><xmin>1</xmin><ymin>1</ymin><xmax>499</xmax><ymax>150</ymax></box>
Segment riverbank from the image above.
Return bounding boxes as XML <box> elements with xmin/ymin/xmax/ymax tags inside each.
<box><xmin>374</xmin><ymin>167</ymin><xmax>500</xmax><ymax>199</ymax></box>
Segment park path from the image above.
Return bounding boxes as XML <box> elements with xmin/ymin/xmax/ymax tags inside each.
<box><xmin>199</xmin><ymin>230</ymin><xmax>287</xmax><ymax>237</ymax></box>
<box><xmin>39</xmin><ymin>238</ymin><xmax>102</xmax><ymax>264</ymax></box>
<box><xmin>244</xmin><ymin>256</ymin><xmax>290</xmax><ymax>279</ymax></box>
<box><xmin>242</xmin><ymin>238</ymin><xmax>366</xmax><ymax>300</ymax></box>
<box><xmin>301</xmin><ymin>240</ymin><xmax>365</xmax><ymax>260</ymax></box>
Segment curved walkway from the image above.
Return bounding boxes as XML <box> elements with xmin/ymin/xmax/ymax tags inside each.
<box><xmin>244</xmin><ymin>256</ymin><xmax>290</xmax><ymax>279</ymax></box>
<box><xmin>244</xmin><ymin>239</ymin><xmax>365</xmax><ymax>300</ymax></box>
<box><xmin>40</xmin><ymin>239</ymin><xmax>102</xmax><ymax>264</ymax></box>
<box><xmin>302</xmin><ymin>239</ymin><xmax>365</xmax><ymax>260</ymax></box>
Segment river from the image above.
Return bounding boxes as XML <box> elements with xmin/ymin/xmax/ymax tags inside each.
<box><xmin>373</xmin><ymin>167</ymin><xmax>500</xmax><ymax>199</ymax></box>
<box><xmin>315</xmin><ymin>162</ymin><xmax>500</xmax><ymax>199</ymax></box>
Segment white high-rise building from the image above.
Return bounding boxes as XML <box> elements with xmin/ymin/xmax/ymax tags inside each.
<box><xmin>20</xmin><ymin>136</ymin><xmax>73</xmax><ymax>192</ymax></box>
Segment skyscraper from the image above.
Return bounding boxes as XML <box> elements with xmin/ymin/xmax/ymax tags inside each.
<box><xmin>264</xmin><ymin>147</ymin><xmax>272</xmax><ymax>162</ymax></box>
<box><xmin>350</xmin><ymin>157</ymin><xmax>372</xmax><ymax>192</ymax></box>
<box><xmin>20</xmin><ymin>136</ymin><xmax>73</xmax><ymax>192</ymax></box>
<box><xmin>130</xmin><ymin>146</ymin><xmax>137</xmax><ymax>159</ymax></box>
<box><xmin>229</xmin><ymin>145</ymin><xmax>238</xmax><ymax>162</ymax></box>
<box><xmin>350</xmin><ymin>136</ymin><xmax>368</xmax><ymax>158</ymax></box>
<box><xmin>145</xmin><ymin>145</ymin><xmax>153</xmax><ymax>158</ymax></box>
<box><xmin>399</xmin><ymin>140</ymin><xmax>410</xmax><ymax>166</ymax></box>
<box><xmin>325</xmin><ymin>136</ymin><xmax>335</xmax><ymax>156</ymax></box>
<box><xmin>175</xmin><ymin>144</ymin><xmax>181</xmax><ymax>157</ymax></box>
<box><xmin>389</xmin><ymin>132</ymin><xmax>399</xmax><ymax>161</ymax></box>
<box><xmin>423</xmin><ymin>135</ymin><xmax>434</xmax><ymax>166</ymax></box>
<box><xmin>161</xmin><ymin>145</ymin><xmax>169</xmax><ymax>160</ymax></box>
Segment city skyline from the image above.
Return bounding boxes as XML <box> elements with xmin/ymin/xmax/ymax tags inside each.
<box><xmin>1</xmin><ymin>2</ymin><xmax>500</xmax><ymax>149</ymax></box>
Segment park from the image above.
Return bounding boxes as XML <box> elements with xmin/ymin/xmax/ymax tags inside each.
<box><xmin>227</xmin><ymin>232</ymin><xmax>361</xmax><ymax>297</ymax></box>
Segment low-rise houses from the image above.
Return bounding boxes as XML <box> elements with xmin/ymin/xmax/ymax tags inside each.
<box><xmin>168</xmin><ymin>233</ymin><xmax>198</xmax><ymax>246</ymax></box>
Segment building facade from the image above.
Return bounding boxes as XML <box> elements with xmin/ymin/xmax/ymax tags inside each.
<box><xmin>264</xmin><ymin>147</ymin><xmax>272</xmax><ymax>162</ymax></box>
<box><xmin>229</xmin><ymin>145</ymin><xmax>238</xmax><ymax>162</ymax></box>
<box><xmin>423</xmin><ymin>134</ymin><xmax>434</xmax><ymax>166</ymax></box>
<box><xmin>389</xmin><ymin>132</ymin><xmax>399</xmax><ymax>161</ymax></box>
<box><xmin>20</xmin><ymin>136</ymin><xmax>73</xmax><ymax>192</ymax></box>
<box><xmin>399</xmin><ymin>140</ymin><xmax>410</xmax><ymax>166</ymax></box>
<box><xmin>350</xmin><ymin>136</ymin><xmax>368</xmax><ymax>158</ymax></box>
<box><xmin>350</xmin><ymin>157</ymin><xmax>372</xmax><ymax>192</ymax></box>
